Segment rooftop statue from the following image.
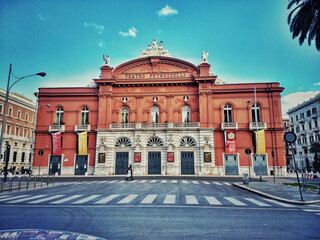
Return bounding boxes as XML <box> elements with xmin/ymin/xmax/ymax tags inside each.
<box><xmin>103</xmin><ymin>54</ymin><xmax>111</xmax><ymax>66</ymax></box>
<box><xmin>139</xmin><ymin>39</ymin><xmax>171</xmax><ymax>57</ymax></box>
<box><xmin>201</xmin><ymin>51</ymin><xmax>209</xmax><ymax>63</ymax></box>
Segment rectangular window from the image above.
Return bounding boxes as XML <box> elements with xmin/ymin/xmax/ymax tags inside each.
<box><xmin>312</xmin><ymin>107</ymin><xmax>317</xmax><ymax>114</ymax></box>
<box><xmin>17</xmin><ymin>110</ymin><xmax>21</xmax><ymax>119</ymax></box>
<box><xmin>300</xmin><ymin>112</ymin><xmax>304</xmax><ymax>119</ymax></box>
<box><xmin>8</xmin><ymin>107</ymin><xmax>13</xmax><ymax>116</ymax></box>
<box><xmin>25</xmin><ymin>112</ymin><xmax>29</xmax><ymax>121</ymax></box>
<box><xmin>13</xmin><ymin>151</ymin><xmax>17</xmax><ymax>162</ymax></box>
<box><xmin>315</xmin><ymin>120</ymin><xmax>318</xmax><ymax>128</ymax></box>
<box><xmin>7</xmin><ymin>125</ymin><xmax>11</xmax><ymax>135</ymax></box>
<box><xmin>307</xmin><ymin>110</ymin><xmax>311</xmax><ymax>117</ymax></box>
<box><xmin>309</xmin><ymin>122</ymin><xmax>312</xmax><ymax>129</ymax></box>
<box><xmin>0</xmin><ymin>104</ymin><xmax>3</xmax><ymax>114</ymax></box>
<box><xmin>15</xmin><ymin>126</ymin><xmax>20</xmax><ymax>136</ymax></box>
<box><xmin>24</xmin><ymin>128</ymin><xmax>28</xmax><ymax>138</ymax></box>
<box><xmin>302</xmin><ymin>124</ymin><xmax>305</xmax><ymax>131</ymax></box>
<box><xmin>296</xmin><ymin>115</ymin><xmax>298</xmax><ymax>121</ymax></box>
<box><xmin>29</xmin><ymin>153</ymin><xmax>32</xmax><ymax>162</ymax></box>
<box><xmin>310</xmin><ymin>136</ymin><xmax>314</xmax><ymax>142</ymax></box>
<box><xmin>290</xmin><ymin>117</ymin><xmax>293</xmax><ymax>123</ymax></box>
<box><xmin>21</xmin><ymin>152</ymin><xmax>25</xmax><ymax>162</ymax></box>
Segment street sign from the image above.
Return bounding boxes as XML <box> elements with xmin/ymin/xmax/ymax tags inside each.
<box><xmin>245</xmin><ymin>148</ymin><xmax>251</xmax><ymax>155</ymax></box>
<box><xmin>284</xmin><ymin>132</ymin><xmax>296</xmax><ymax>143</ymax></box>
<box><xmin>38</xmin><ymin>150</ymin><xmax>44</xmax><ymax>156</ymax></box>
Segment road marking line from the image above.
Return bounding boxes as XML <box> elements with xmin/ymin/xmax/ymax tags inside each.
<box><xmin>263</xmin><ymin>198</ymin><xmax>293</xmax><ymax>208</ymax></box>
<box><xmin>0</xmin><ymin>195</ymin><xmax>29</xmax><ymax>202</ymax></box>
<box><xmin>172</xmin><ymin>180</ymin><xmax>177</xmax><ymax>183</ymax></box>
<box><xmin>212</xmin><ymin>182</ymin><xmax>222</xmax><ymax>185</ymax></box>
<box><xmin>94</xmin><ymin>195</ymin><xmax>119</xmax><ymax>204</ymax></box>
<box><xmin>244</xmin><ymin>198</ymin><xmax>271</xmax><ymax>207</ymax></box>
<box><xmin>72</xmin><ymin>195</ymin><xmax>101</xmax><ymax>204</ymax></box>
<box><xmin>141</xmin><ymin>195</ymin><xmax>157</xmax><ymax>204</ymax></box>
<box><xmin>161</xmin><ymin>180</ymin><xmax>167</xmax><ymax>183</ymax></box>
<box><xmin>204</xmin><ymin>196</ymin><xmax>222</xmax><ymax>205</ymax></box>
<box><xmin>140</xmin><ymin>180</ymin><xmax>147</xmax><ymax>183</ymax></box>
<box><xmin>202</xmin><ymin>181</ymin><xmax>210</xmax><ymax>184</ymax></box>
<box><xmin>0</xmin><ymin>195</ymin><xmax>11</xmax><ymax>199</ymax></box>
<box><xmin>28</xmin><ymin>195</ymin><xmax>65</xmax><ymax>204</ymax></box>
<box><xmin>224</xmin><ymin>197</ymin><xmax>247</xmax><ymax>206</ymax></box>
<box><xmin>108</xmin><ymin>180</ymin><xmax>117</xmax><ymax>183</ymax></box>
<box><xmin>223</xmin><ymin>182</ymin><xmax>231</xmax><ymax>186</ymax></box>
<box><xmin>316</xmin><ymin>213</ymin><xmax>320</xmax><ymax>216</ymax></box>
<box><xmin>117</xmin><ymin>194</ymin><xmax>138</xmax><ymax>204</ymax></box>
<box><xmin>163</xmin><ymin>195</ymin><xmax>176</xmax><ymax>204</ymax></box>
<box><xmin>6</xmin><ymin>195</ymin><xmax>47</xmax><ymax>204</ymax></box>
<box><xmin>192</xmin><ymin>181</ymin><xmax>199</xmax><ymax>184</ymax></box>
<box><xmin>182</xmin><ymin>180</ymin><xmax>188</xmax><ymax>184</ymax></box>
<box><xmin>303</xmin><ymin>209</ymin><xmax>320</xmax><ymax>212</ymax></box>
<box><xmin>186</xmin><ymin>195</ymin><xmax>199</xmax><ymax>205</ymax></box>
<box><xmin>151</xmin><ymin>180</ymin><xmax>157</xmax><ymax>183</ymax></box>
<box><xmin>50</xmin><ymin>195</ymin><xmax>83</xmax><ymax>204</ymax></box>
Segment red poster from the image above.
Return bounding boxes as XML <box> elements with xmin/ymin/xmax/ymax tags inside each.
<box><xmin>167</xmin><ymin>152</ymin><xmax>174</xmax><ymax>162</ymax></box>
<box><xmin>52</xmin><ymin>132</ymin><xmax>61</xmax><ymax>156</ymax></box>
<box><xmin>225</xmin><ymin>129</ymin><xmax>237</xmax><ymax>154</ymax></box>
<box><xmin>134</xmin><ymin>152</ymin><xmax>141</xmax><ymax>162</ymax></box>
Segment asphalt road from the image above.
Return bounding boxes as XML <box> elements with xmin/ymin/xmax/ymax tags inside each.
<box><xmin>0</xmin><ymin>178</ymin><xmax>319</xmax><ymax>239</ymax></box>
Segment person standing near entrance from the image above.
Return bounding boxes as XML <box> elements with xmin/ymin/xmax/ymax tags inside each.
<box><xmin>129</xmin><ymin>164</ymin><xmax>134</xmax><ymax>181</ymax></box>
<box><xmin>125</xmin><ymin>165</ymin><xmax>131</xmax><ymax>181</ymax></box>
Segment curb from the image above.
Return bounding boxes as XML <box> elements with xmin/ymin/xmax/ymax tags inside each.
<box><xmin>233</xmin><ymin>182</ymin><xmax>320</xmax><ymax>205</ymax></box>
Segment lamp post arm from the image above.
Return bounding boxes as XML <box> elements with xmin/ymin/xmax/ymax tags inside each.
<box><xmin>8</xmin><ymin>74</ymin><xmax>38</xmax><ymax>92</ymax></box>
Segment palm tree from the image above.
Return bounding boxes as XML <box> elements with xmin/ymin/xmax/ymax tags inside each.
<box><xmin>287</xmin><ymin>0</ymin><xmax>320</xmax><ymax>51</ymax></box>
<box><xmin>309</xmin><ymin>142</ymin><xmax>320</xmax><ymax>172</ymax></box>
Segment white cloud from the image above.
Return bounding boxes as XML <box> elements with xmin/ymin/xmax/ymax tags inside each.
<box><xmin>281</xmin><ymin>91</ymin><xmax>320</xmax><ymax>114</ymax></box>
<box><xmin>37</xmin><ymin>14</ymin><xmax>47</xmax><ymax>21</ymax></box>
<box><xmin>157</xmin><ymin>5</ymin><xmax>178</xmax><ymax>17</ymax></box>
<box><xmin>119</xmin><ymin>27</ymin><xmax>138</xmax><ymax>37</ymax></box>
<box><xmin>84</xmin><ymin>22</ymin><xmax>104</xmax><ymax>34</ymax></box>
<box><xmin>313</xmin><ymin>82</ymin><xmax>320</xmax><ymax>86</ymax></box>
<box><xmin>97</xmin><ymin>39</ymin><xmax>105</xmax><ymax>47</ymax></box>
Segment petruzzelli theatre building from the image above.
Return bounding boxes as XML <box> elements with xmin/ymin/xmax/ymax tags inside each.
<box><xmin>34</xmin><ymin>40</ymin><xmax>286</xmax><ymax>176</ymax></box>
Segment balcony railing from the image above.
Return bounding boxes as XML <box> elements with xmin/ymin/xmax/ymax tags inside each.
<box><xmin>249</xmin><ymin>122</ymin><xmax>267</xmax><ymax>130</ymax></box>
<box><xmin>221</xmin><ymin>122</ymin><xmax>238</xmax><ymax>130</ymax></box>
<box><xmin>49</xmin><ymin>124</ymin><xmax>65</xmax><ymax>132</ymax></box>
<box><xmin>109</xmin><ymin>122</ymin><xmax>200</xmax><ymax>129</ymax></box>
<box><xmin>74</xmin><ymin>124</ymin><xmax>91</xmax><ymax>132</ymax></box>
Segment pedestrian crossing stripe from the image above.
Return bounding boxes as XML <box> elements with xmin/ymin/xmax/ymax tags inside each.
<box><xmin>0</xmin><ymin>194</ymin><xmax>298</xmax><ymax>208</ymax></box>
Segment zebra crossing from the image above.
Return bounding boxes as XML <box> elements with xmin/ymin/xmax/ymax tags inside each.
<box><xmin>0</xmin><ymin>193</ymin><xmax>298</xmax><ymax>208</ymax></box>
<box><xmin>56</xmin><ymin>179</ymin><xmax>234</xmax><ymax>186</ymax></box>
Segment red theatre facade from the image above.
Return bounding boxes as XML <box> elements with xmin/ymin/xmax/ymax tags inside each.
<box><xmin>34</xmin><ymin>42</ymin><xmax>286</xmax><ymax>176</ymax></box>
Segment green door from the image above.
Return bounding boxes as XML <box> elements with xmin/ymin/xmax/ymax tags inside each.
<box><xmin>148</xmin><ymin>152</ymin><xmax>161</xmax><ymax>174</ymax></box>
<box><xmin>181</xmin><ymin>152</ymin><xmax>194</xmax><ymax>175</ymax></box>
<box><xmin>115</xmin><ymin>152</ymin><xmax>129</xmax><ymax>174</ymax></box>
<box><xmin>49</xmin><ymin>155</ymin><xmax>61</xmax><ymax>175</ymax></box>
<box><xmin>253</xmin><ymin>155</ymin><xmax>268</xmax><ymax>175</ymax></box>
<box><xmin>224</xmin><ymin>155</ymin><xmax>239</xmax><ymax>175</ymax></box>
<box><xmin>75</xmin><ymin>155</ymin><xmax>88</xmax><ymax>175</ymax></box>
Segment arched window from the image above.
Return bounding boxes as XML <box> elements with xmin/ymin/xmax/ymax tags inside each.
<box><xmin>180</xmin><ymin>136</ymin><xmax>196</xmax><ymax>146</ymax></box>
<box><xmin>182</xmin><ymin>106</ymin><xmax>190</xmax><ymax>123</ymax></box>
<box><xmin>224</xmin><ymin>104</ymin><xmax>233</xmax><ymax>122</ymax></box>
<box><xmin>151</xmin><ymin>106</ymin><xmax>159</xmax><ymax>123</ymax></box>
<box><xmin>81</xmin><ymin>107</ymin><xmax>89</xmax><ymax>124</ymax></box>
<box><xmin>115</xmin><ymin>137</ymin><xmax>132</xmax><ymax>147</ymax></box>
<box><xmin>121</xmin><ymin>107</ymin><xmax>129</xmax><ymax>123</ymax></box>
<box><xmin>251</xmin><ymin>103</ymin><xmax>261</xmax><ymax>122</ymax></box>
<box><xmin>56</xmin><ymin>107</ymin><xmax>64</xmax><ymax>124</ymax></box>
<box><xmin>147</xmin><ymin>136</ymin><xmax>163</xmax><ymax>146</ymax></box>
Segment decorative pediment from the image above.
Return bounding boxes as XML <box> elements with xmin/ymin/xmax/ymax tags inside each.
<box><xmin>112</xmin><ymin>56</ymin><xmax>199</xmax><ymax>81</ymax></box>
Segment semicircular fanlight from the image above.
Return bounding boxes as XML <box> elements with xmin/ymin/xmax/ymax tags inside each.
<box><xmin>115</xmin><ymin>137</ymin><xmax>132</xmax><ymax>147</ymax></box>
<box><xmin>180</xmin><ymin>136</ymin><xmax>196</xmax><ymax>146</ymax></box>
<box><xmin>147</xmin><ymin>136</ymin><xmax>163</xmax><ymax>146</ymax></box>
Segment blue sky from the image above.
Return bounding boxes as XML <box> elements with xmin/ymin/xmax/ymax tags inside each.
<box><xmin>0</xmin><ymin>0</ymin><xmax>319</xmax><ymax>115</ymax></box>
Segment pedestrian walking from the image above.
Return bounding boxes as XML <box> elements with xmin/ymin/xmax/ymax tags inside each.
<box><xmin>124</xmin><ymin>166</ymin><xmax>131</xmax><ymax>181</ymax></box>
<box><xmin>129</xmin><ymin>164</ymin><xmax>134</xmax><ymax>181</ymax></box>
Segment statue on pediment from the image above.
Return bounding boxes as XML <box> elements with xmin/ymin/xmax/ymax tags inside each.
<box><xmin>201</xmin><ymin>51</ymin><xmax>209</xmax><ymax>63</ymax></box>
<box><xmin>103</xmin><ymin>54</ymin><xmax>111</xmax><ymax>66</ymax></box>
<box><xmin>139</xmin><ymin>39</ymin><xmax>171</xmax><ymax>57</ymax></box>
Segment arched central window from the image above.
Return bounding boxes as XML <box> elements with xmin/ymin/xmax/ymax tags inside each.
<box><xmin>182</xmin><ymin>106</ymin><xmax>190</xmax><ymax>123</ymax></box>
<box><xmin>121</xmin><ymin>107</ymin><xmax>129</xmax><ymax>123</ymax></box>
<box><xmin>224</xmin><ymin>104</ymin><xmax>233</xmax><ymax>122</ymax></box>
<box><xmin>115</xmin><ymin>137</ymin><xmax>132</xmax><ymax>147</ymax></box>
<box><xmin>147</xmin><ymin>136</ymin><xmax>163</xmax><ymax>146</ymax></box>
<box><xmin>56</xmin><ymin>107</ymin><xmax>64</xmax><ymax>124</ymax></box>
<box><xmin>151</xmin><ymin>106</ymin><xmax>159</xmax><ymax>123</ymax></box>
<box><xmin>251</xmin><ymin>103</ymin><xmax>261</xmax><ymax>122</ymax></box>
<box><xmin>81</xmin><ymin>107</ymin><xmax>89</xmax><ymax>124</ymax></box>
<box><xmin>180</xmin><ymin>137</ymin><xmax>196</xmax><ymax>146</ymax></box>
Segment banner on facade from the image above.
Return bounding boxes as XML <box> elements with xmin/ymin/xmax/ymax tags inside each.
<box><xmin>167</xmin><ymin>152</ymin><xmax>174</xmax><ymax>162</ymax></box>
<box><xmin>78</xmin><ymin>131</ymin><xmax>87</xmax><ymax>155</ymax></box>
<box><xmin>134</xmin><ymin>152</ymin><xmax>141</xmax><ymax>162</ymax></box>
<box><xmin>52</xmin><ymin>132</ymin><xmax>62</xmax><ymax>156</ymax></box>
<box><xmin>255</xmin><ymin>129</ymin><xmax>266</xmax><ymax>155</ymax></box>
<box><xmin>224</xmin><ymin>129</ymin><xmax>236</xmax><ymax>154</ymax></box>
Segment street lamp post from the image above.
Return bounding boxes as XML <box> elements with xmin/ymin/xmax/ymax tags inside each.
<box><xmin>0</xmin><ymin>64</ymin><xmax>46</xmax><ymax>180</ymax></box>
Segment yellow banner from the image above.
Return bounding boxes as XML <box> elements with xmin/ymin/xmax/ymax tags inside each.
<box><xmin>78</xmin><ymin>131</ymin><xmax>87</xmax><ymax>155</ymax></box>
<box><xmin>255</xmin><ymin>129</ymin><xmax>266</xmax><ymax>155</ymax></box>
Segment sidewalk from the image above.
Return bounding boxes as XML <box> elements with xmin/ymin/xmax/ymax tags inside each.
<box><xmin>233</xmin><ymin>176</ymin><xmax>320</xmax><ymax>205</ymax></box>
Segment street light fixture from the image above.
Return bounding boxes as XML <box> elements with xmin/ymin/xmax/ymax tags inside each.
<box><xmin>0</xmin><ymin>64</ymin><xmax>46</xmax><ymax>181</ymax></box>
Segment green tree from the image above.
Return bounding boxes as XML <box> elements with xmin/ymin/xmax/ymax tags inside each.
<box><xmin>309</xmin><ymin>142</ymin><xmax>320</xmax><ymax>172</ymax></box>
<box><xmin>287</xmin><ymin>0</ymin><xmax>320</xmax><ymax>51</ymax></box>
